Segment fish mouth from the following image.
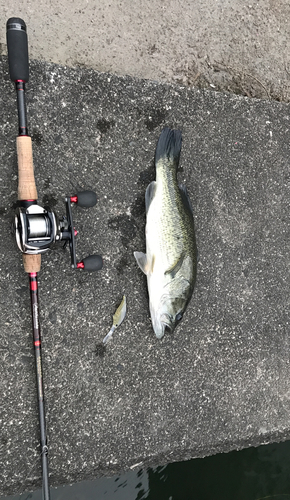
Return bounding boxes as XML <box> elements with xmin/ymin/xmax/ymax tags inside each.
<box><xmin>163</xmin><ymin>323</ymin><xmax>173</xmax><ymax>334</ymax></box>
<box><xmin>152</xmin><ymin>313</ymin><xmax>174</xmax><ymax>339</ymax></box>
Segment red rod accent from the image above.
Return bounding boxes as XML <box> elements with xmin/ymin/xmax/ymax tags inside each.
<box><xmin>30</xmin><ymin>280</ymin><xmax>37</xmax><ymax>291</ymax></box>
<box><xmin>70</xmin><ymin>196</ymin><xmax>78</xmax><ymax>204</ymax></box>
<box><xmin>77</xmin><ymin>262</ymin><xmax>85</xmax><ymax>269</ymax></box>
<box><xmin>34</xmin><ymin>340</ymin><xmax>41</xmax><ymax>347</ymax></box>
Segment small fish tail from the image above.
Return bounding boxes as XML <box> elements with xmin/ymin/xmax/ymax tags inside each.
<box><xmin>155</xmin><ymin>127</ymin><xmax>182</xmax><ymax>167</ymax></box>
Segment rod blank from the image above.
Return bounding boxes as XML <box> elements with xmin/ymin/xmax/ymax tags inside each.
<box><xmin>29</xmin><ymin>273</ymin><xmax>50</xmax><ymax>500</ymax></box>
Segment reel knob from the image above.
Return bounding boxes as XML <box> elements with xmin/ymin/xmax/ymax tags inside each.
<box><xmin>77</xmin><ymin>254</ymin><xmax>103</xmax><ymax>272</ymax></box>
<box><xmin>70</xmin><ymin>191</ymin><xmax>97</xmax><ymax>208</ymax></box>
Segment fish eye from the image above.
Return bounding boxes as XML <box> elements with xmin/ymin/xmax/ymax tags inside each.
<box><xmin>175</xmin><ymin>312</ymin><xmax>183</xmax><ymax>322</ymax></box>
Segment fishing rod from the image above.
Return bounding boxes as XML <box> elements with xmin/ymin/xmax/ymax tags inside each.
<box><xmin>6</xmin><ymin>18</ymin><xmax>103</xmax><ymax>499</ymax></box>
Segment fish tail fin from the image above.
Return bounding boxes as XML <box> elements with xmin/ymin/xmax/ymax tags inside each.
<box><xmin>155</xmin><ymin>127</ymin><xmax>182</xmax><ymax>168</ymax></box>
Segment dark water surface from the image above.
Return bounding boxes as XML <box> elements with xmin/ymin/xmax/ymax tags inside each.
<box><xmin>2</xmin><ymin>440</ymin><xmax>290</xmax><ymax>500</ymax></box>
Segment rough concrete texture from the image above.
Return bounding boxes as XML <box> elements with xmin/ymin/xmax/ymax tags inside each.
<box><xmin>0</xmin><ymin>55</ymin><xmax>290</xmax><ymax>495</ymax></box>
<box><xmin>1</xmin><ymin>1</ymin><xmax>290</xmax><ymax>101</ymax></box>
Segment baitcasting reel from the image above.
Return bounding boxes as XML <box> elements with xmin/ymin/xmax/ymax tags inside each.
<box><xmin>14</xmin><ymin>190</ymin><xmax>103</xmax><ymax>271</ymax></box>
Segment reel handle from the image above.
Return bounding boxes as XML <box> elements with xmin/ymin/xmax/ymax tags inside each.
<box><xmin>77</xmin><ymin>255</ymin><xmax>103</xmax><ymax>272</ymax></box>
<box><xmin>71</xmin><ymin>191</ymin><xmax>97</xmax><ymax>208</ymax></box>
<box><xmin>6</xmin><ymin>18</ymin><xmax>29</xmax><ymax>82</ymax></box>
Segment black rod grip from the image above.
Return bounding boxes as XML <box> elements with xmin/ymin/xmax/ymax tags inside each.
<box><xmin>6</xmin><ymin>18</ymin><xmax>29</xmax><ymax>82</ymax></box>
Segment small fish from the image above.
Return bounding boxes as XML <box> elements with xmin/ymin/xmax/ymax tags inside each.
<box><xmin>134</xmin><ymin>127</ymin><xmax>197</xmax><ymax>339</ymax></box>
<box><xmin>103</xmin><ymin>296</ymin><xmax>127</xmax><ymax>345</ymax></box>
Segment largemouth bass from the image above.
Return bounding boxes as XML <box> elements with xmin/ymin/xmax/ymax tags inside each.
<box><xmin>134</xmin><ymin>127</ymin><xmax>197</xmax><ymax>339</ymax></box>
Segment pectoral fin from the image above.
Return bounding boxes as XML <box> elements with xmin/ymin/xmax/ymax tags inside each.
<box><xmin>134</xmin><ymin>251</ymin><xmax>155</xmax><ymax>275</ymax></box>
<box><xmin>165</xmin><ymin>252</ymin><xmax>185</xmax><ymax>279</ymax></box>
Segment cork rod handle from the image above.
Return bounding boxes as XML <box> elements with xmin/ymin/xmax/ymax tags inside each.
<box><xmin>17</xmin><ymin>136</ymin><xmax>38</xmax><ymax>200</ymax></box>
<box><xmin>17</xmin><ymin>136</ymin><xmax>41</xmax><ymax>273</ymax></box>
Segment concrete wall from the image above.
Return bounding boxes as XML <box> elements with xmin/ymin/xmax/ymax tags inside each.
<box><xmin>1</xmin><ymin>0</ymin><xmax>290</xmax><ymax>100</ymax></box>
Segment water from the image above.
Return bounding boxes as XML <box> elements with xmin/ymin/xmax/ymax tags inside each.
<box><xmin>2</xmin><ymin>440</ymin><xmax>290</xmax><ymax>500</ymax></box>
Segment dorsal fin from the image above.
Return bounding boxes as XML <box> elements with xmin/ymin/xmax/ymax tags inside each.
<box><xmin>179</xmin><ymin>184</ymin><xmax>193</xmax><ymax>215</ymax></box>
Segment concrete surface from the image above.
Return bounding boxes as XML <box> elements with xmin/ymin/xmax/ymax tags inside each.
<box><xmin>1</xmin><ymin>1</ymin><xmax>290</xmax><ymax>101</ymax></box>
<box><xmin>1</xmin><ymin>54</ymin><xmax>290</xmax><ymax>496</ymax></box>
